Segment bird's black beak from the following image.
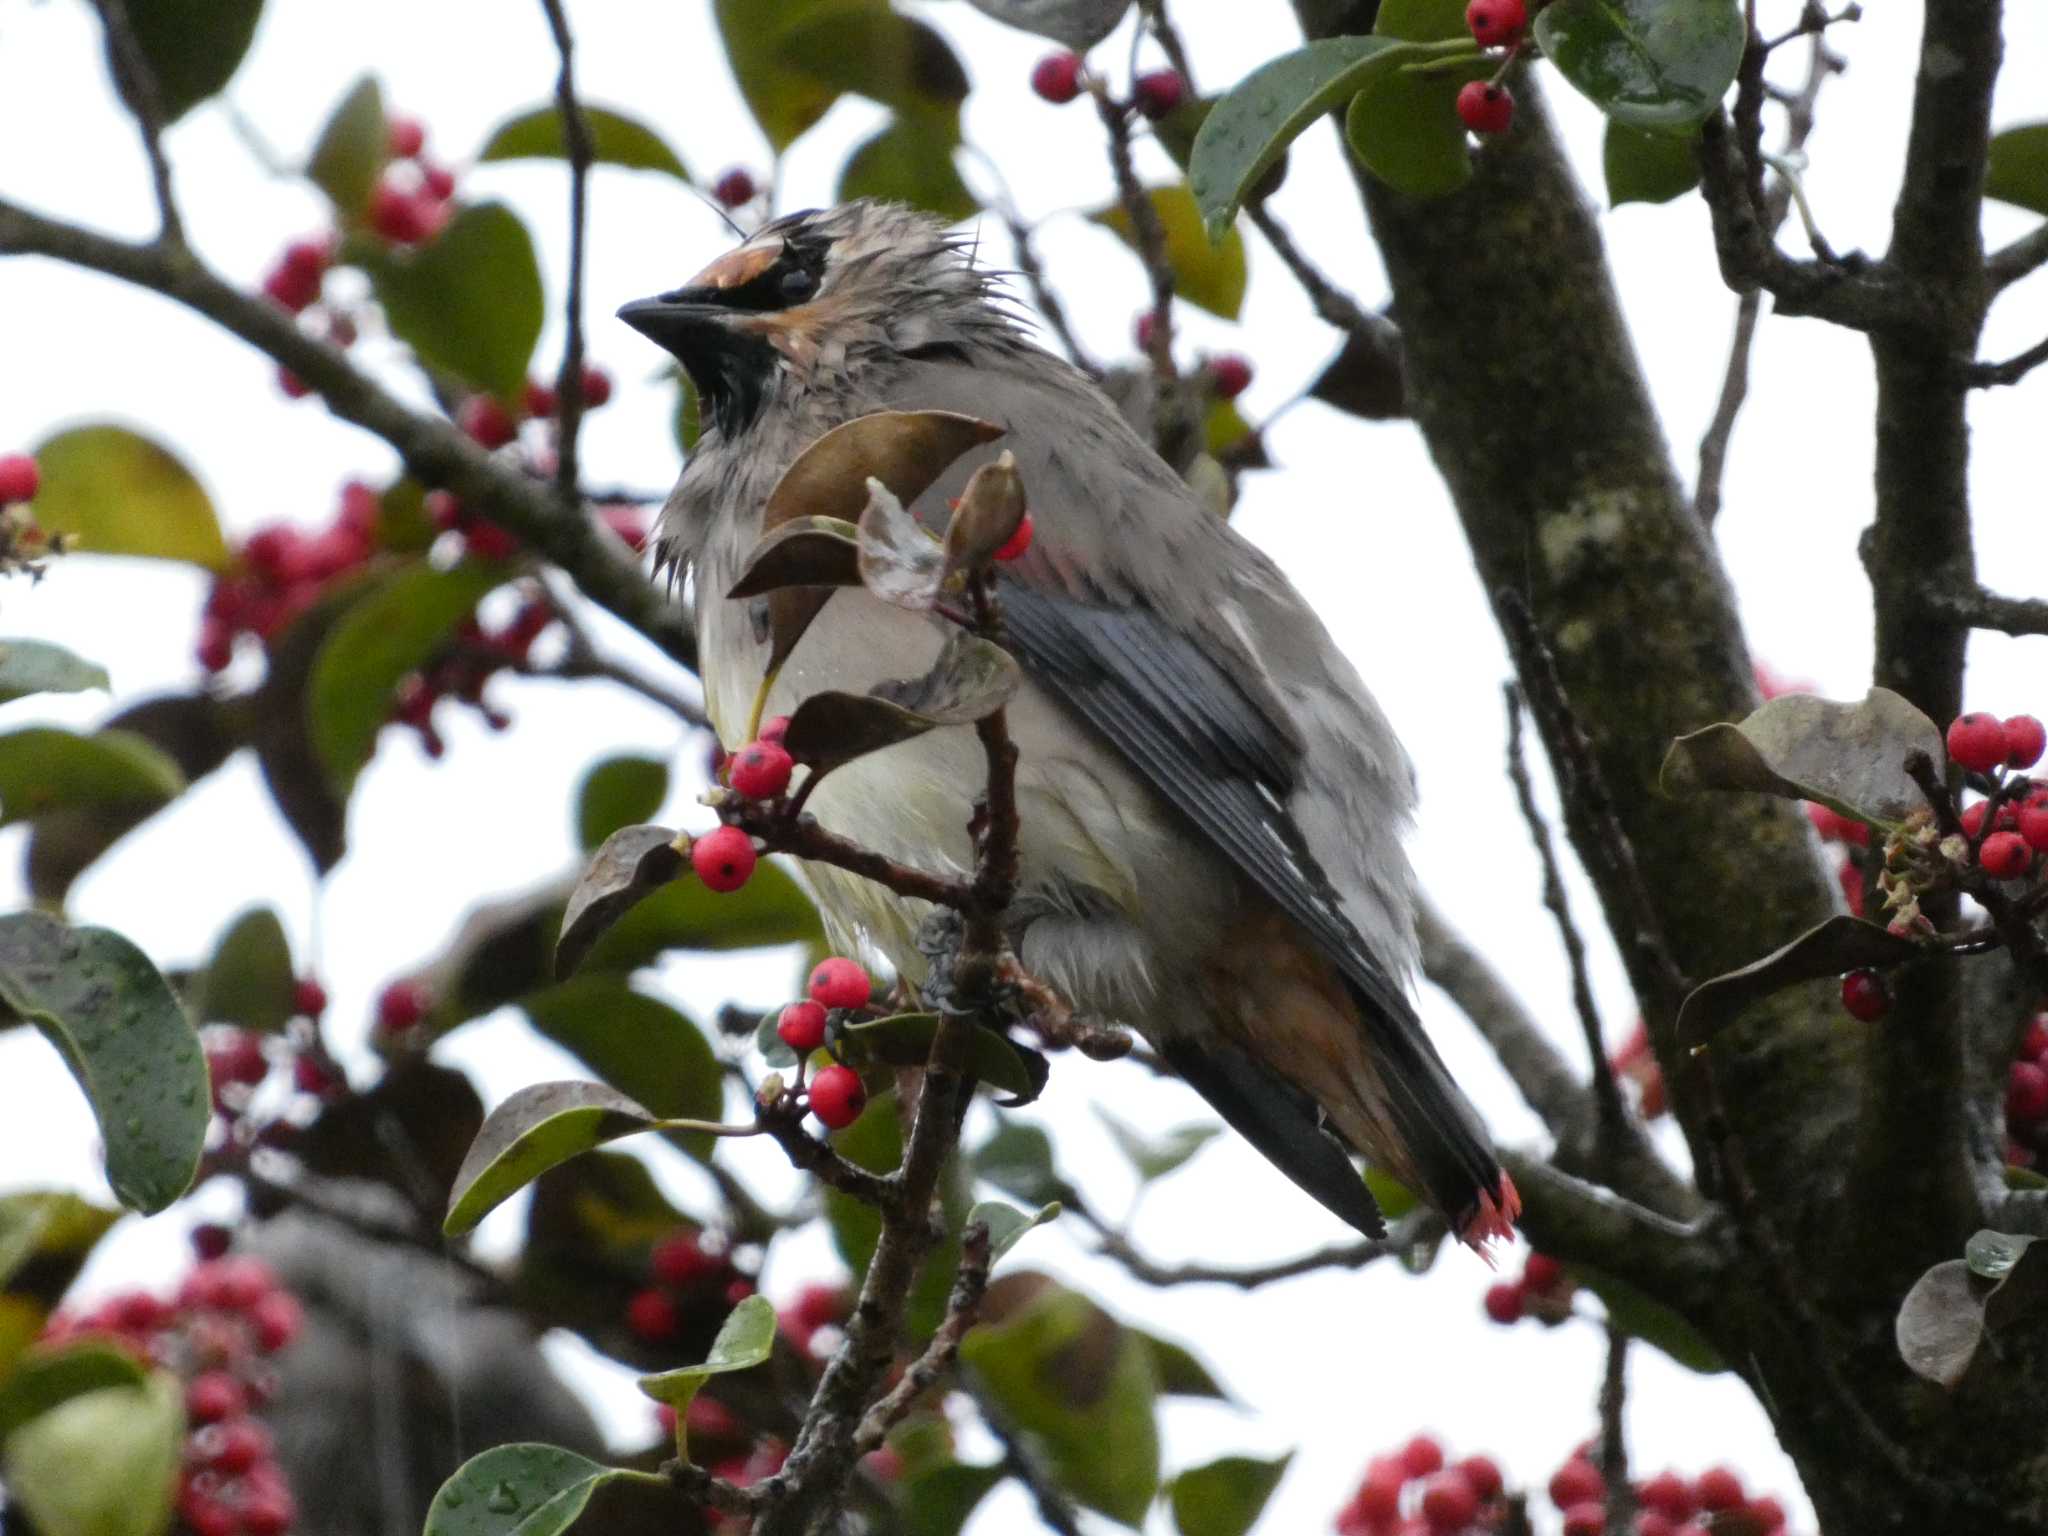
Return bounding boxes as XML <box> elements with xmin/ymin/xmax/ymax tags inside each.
<box><xmin>616</xmin><ymin>291</ymin><xmax>728</xmax><ymax>366</ymax></box>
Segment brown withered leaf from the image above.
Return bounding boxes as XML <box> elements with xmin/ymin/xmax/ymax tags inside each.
<box><xmin>940</xmin><ymin>452</ymin><xmax>1026</xmax><ymax>578</ymax></box>
<box><xmin>781</xmin><ymin>632</ymin><xmax>1020</xmax><ymax>771</ymax></box>
<box><xmin>726</xmin><ymin>515</ymin><xmax>862</xmax><ymax>600</ymax></box>
<box><xmin>555</xmin><ymin>824</ymin><xmax>687</xmax><ymax>979</ymax></box>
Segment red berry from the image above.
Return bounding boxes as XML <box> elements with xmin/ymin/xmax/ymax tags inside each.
<box><xmin>2023</xmin><ymin>1015</ymin><xmax>2048</xmax><ymax>1061</ymax></box>
<box><xmin>422</xmin><ymin>162</ymin><xmax>457</xmax><ymax>201</ymax></box>
<box><xmin>692</xmin><ymin>825</ymin><xmax>757</xmax><ymax>892</ymax></box>
<box><xmin>291</xmin><ymin>1052</ymin><xmax>336</xmax><ymax>1097</ymax></box>
<box><xmin>205</xmin><ymin>1416</ymin><xmax>272</xmax><ymax>1474</ymax></box>
<box><xmin>215</xmin><ymin>1256</ymin><xmax>277</xmax><ymax>1310</ymax></box>
<box><xmin>1840</xmin><ymin>969</ymin><xmax>1890</xmax><ymax>1022</ymax></box>
<box><xmin>730</xmin><ymin>739</ymin><xmax>794</xmax><ymax>799</ymax></box>
<box><xmin>713</xmin><ymin>167</ymin><xmax>758</xmax><ymax>208</ymax></box>
<box><xmin>1465</xmin><ymin>0</ymin><xmax>1528</xmax><ymax>46</ymax></box>
<box><xmin>1454</xmin><ymin>1456</ymin><xmax>1502</xmax><ymax>1501</ymax></box>
<box><xmin>238</xmin><ymin>1476</ymin><xmax>295</xmax><ymax>1536</ymax></box>
<box><xmin>1960</xmin><ymin>800</ymin><xmax>1993</xmax><ymax>838</ymax></box>
<box><xmin>1981</xmin><ymin>829</ymin><xmax>2032</xmax><ymax>879</ymax></box>
<box><xmin>1456</xmin><ymin>80</ymin><xmax>1515</xmax><ymax>135</ymax></box>
<box><xmin>723</xmin><ymin>1277</ymin><xmax>754</xmax><ymax>1306</ymax></box>
<box><xmin>210</xmin><ymin>1031</ymin><xmax>269</xmax><ymax>1088</ymax></box>
<box><xmin>1694</xmin><ymin>1466</ymin><xmax>1745</xmax><ymax>1512</ymax></box>
<box><xmin>369</xmin><ymin>176</ymin><xmax>436</xmax><ymax>244</ymax></box>
<box><xmin>1399</xmin><ymin>1434</ymin><xmax>1444</xmax><ymax>1480</ymax></box>
<box><xmin>180</xmin><ymin>1490</ymin><xmax>239</xmax><ymax>1536</ymax></box>
<box><xmin>626</xmin><ymin>1286</ymin><xmax>680</xmax><ymax>1341</ymax></box>
<box><xmin>1523</xmin><ymin>1252</ymin><xmax>1565</xmax><ymax>1291</ymax></box>
<box><xmin>1549</xmin><ymin>1458</ymin><xmax>1604</xmax><ymax>1510</ymax></box>
<box><xmin>377</xmin><ymin>978</ymin><xmax>429</xmax><ymax>1034</ymax></box>
<box><xmin>1638</xmin><ymin>1470</ymin><xmax>1695</xmax><ymax>1520</ymax></box>
<box><xmin>1133</xmin><ymin>69</ymin><xmax>1186</xmax><ymax>120</ymax></box>
<box><xmin>292</xmin><ymin>976</ymin><xmax>328</xmax><ymax>1018</ymax></box>
<box><xmin>1352</xmin><ymin>1464</ymin><xmax>1405</xmax><ymax>1523</ymax></box>
<box><xmin>387</xmin><ymin>115</ymin><xmax>427</xmax><ymax>158</ymax></box>
<box><xmin>759</xmin><ymin>714</ymin><xmax>791</xmax><ymax>745</ymax></box>
<box><xmin>808</xmin><ymin>1064</ymin><xmax>867</xmax><ymax>1129</ymax></box>
<box><xmin>1948</xmin><ymin>712</ymin><xmax>2011</xmax><ymax>775</ymax></box>
<box><xmin>464</xmin><ymin>519</ymin><xmax>520</xmax><ymax>561</ymax></box>
<box><xmin>191</xmin><ymin>1224</ymin><xmax>232</xmax><ymax>1261</ymax></box>
<box><xmin>1206</xmin><ymin>354</ymin><xmax>1253</xmax><ymax>401</ymax></box>
<box><xmin>1635</xmin><ymin>1515</ymin><xmax>1679</xmax><ymax>1536</ymax></box>
<box><xmin>650</xmin><ymin>1231</ymin><xmax>716</xmax><ymax>1287</ymax></box>
<box><xmin>2008</xmin><ymin>1061</ymin><xmax>2048</xmax><ymax>1124</ymax></box>
<box><xmin>0</xmin><ymin>453</ymin><xmax>41</xmax><ymax>504</ymax></box>
<box><xmin>459</xmin><ymin>395</ymin><xmax>519</xmax><ymax>449</ymax></box>
<box><xmin>778</xmin><ymin>999</ymin><xmax>828</xmax><ymax>1054</ymax></box>
<box><xmin>1747</xmin><ymin>1495</ymin><xmax>1787</xmax><ymax>1532</ymax></box>
<box><xmin>807</xmin><ymin>957</ymin><xmax>871</xmax><ymax>1011</ymax></box>
<box><xmin>580</xmin><ymin>364</ymin><xmax>613</xmax><ymax>408</ymax></box>
<box><xmin>2021</xmin><ymin>800</ymin><xmax>2048</xmax><ymax>853</ymax></box>
<box><xmin>2005</xmin><ymin>715</ymin><xmax>2047</xmax><ymax>770</ymax></box>
<box><xmin>251</xmin><ymin>1289</ymin><xmax>304</xmax><ymax>1352</ymax></box>
<box><xmin>1483</xmin><ymin>1281</ymin><xmax>1525</xmax><ymax>1323</ymax></box>
<box><xmin>524</xmin><ymin>379</ymin><xmax>560</xmax><ymax>419</ymax></box>
<box><xmin>1420</xmin><ymin>1471</ymin><xmax>1479</xmax><ymax>1531</ymax></box>
<box><xmin>1030</xmin><ymin>51</ymin><xmax>1084</xmax><ymax>104</ymax></box>
<box><xmin>261</xmin><ymin>262</ymin><xmax>321</xmax><ymax>312</ymax></box>
<box><xmin>186</xmin><ymin>1371</ymin><xmax>245</xmax><ymax>1423</ymax></box>
<box><xmin>1135</xmin><ymin>310</ymin><xmax>1160</xmax><ymax>352</ymax></box>
<box><xmin>994</xmin><ymin>511</ymin><xmax>1035</xmax><ymax>563</ymax></box>
<box><xmin>686</xmin><ymin>1394</ymin><xmax>740</xmax><ymax>1439</ymax></box>
<box><xmin>791</xmin><ymin>1281</ymin><xmax>848</xmax><ymax>1330</ymax></box>
<box><xmin>426</xmin><ymin>489</ymin><xmax>466</xmax><ymax>532</ymax></box>
<box><xmin>1561</xmin><ymin>1504</ymin><xmax>1606</xmax><ymax>1536</ymax></box>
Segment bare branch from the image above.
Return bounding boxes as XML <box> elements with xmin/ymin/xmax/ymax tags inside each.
<box><xmin>1986</xmin><ymin>221</ymin><xmax>2048</xmax><ymax>292</ymax></box>
<box><xmin>91</xmin><ymin>0</ymin><xmax>183</xmax><ymax>245</ymax></box>
<box><xmin>1599</xmin><ymin>1326</ymin><xmax>1634</xmax><ymax>1535</ymax></box>
<box><xmin>0</xmin><ymin>198</ymin><xmax>698</xmax><ymax>668</ymax></box>
<box><xmin>538</xmin><ymin>0</ymin><xmax>594</xmax><ymax>502</ymax></box>
<box><xmin>1962</xmin><ymin>333</ymin><xmax>2048</xmax><ymax>388</ymax></box>
<box><xmin>1913</xmin><ymin>579</ymin><xmax>2048</xmax><ymax>638</ymax></box>
<box><xmin>852</xmin><ymin>1221</ymin><xmax>992</xmax><ymax>1453</ymax></box>
<box><xmin>1076</xmin><ymin>1200</ymin><xmax>1425</xmax><ymax>1288</ymax></box>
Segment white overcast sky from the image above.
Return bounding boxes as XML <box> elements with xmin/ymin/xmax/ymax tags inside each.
<box><xmin>2</xmin><ymin>2</ymin><xmax>2045</xmax><ymax>1532</ymax></box>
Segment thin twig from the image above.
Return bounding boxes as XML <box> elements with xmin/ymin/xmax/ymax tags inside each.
<box><xmin>1506</xmin><ymin>682</ymin><xmax>1631</xmax><ymax>1145</ymax></box>
<box><xmin>538</xmin><ymin>0</ymin><xmax>593</xmax><ymax>503</ymax></box>
<box><xmin>852</xmin><ymin>1222</ymin><xmax>992</xmax><ymax>1452</ymax></box>
<box><xmin>91</xmin><ymin>0</ymin><xmax>183</xmax><ymax>245</ymax></box>
<box><xmin>1598</xmin><ymin>1325</ymin><xmax>1634</xmax><ymax>1535</ymax></box>
<box><xmin>1962</xmin><ymin>333</ymin><xmax>2048</xmax><ymax>388</ymax></box>
<box><xmin>1986</xmin><ymin>222</ymin><xmax>2048</xmax><ymax>292</ymax></box>
<box><xmin>1914</xmin><ymin>580</ymin><xmax>2048</xmax><ymax>639</ymax></box>
<box><xmin>971</xmin><ymin>1384</ymin><xmax>1084</xmax><ymax>1536</ymax></box>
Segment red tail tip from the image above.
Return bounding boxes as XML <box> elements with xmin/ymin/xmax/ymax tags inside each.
<box><xmin>1459</xmin><ymin>1171</ymin><xmax>1522</xmax><ymax>1258</ymax></box>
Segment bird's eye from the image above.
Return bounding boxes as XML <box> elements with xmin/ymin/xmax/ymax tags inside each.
<box><xmin>779</xmin><ymin>267</ymin><xmax>818</xmax><ymax>303</ymax></box>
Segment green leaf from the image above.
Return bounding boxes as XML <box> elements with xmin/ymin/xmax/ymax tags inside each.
<box><xmin>1604</xmin><ymin>120</ymin><xmax>1701</xmax><ymax>205</ymax></box>
<box><xmin>357</xmin><ymin>202</ymin><xmax>546</xmax><ymax>400</ymax></box>
<box><xmin>0</xmin><ymin>642</ymin><xmax>109</xmax><ymax>706</ymax></box>
<box><xmin>1533</xmin><ymin>0</ymin><xmax>1744</xmax><ymax>133</ymax></box>
<box><xmin>246</xmin><ymin>575</ymin><xmax>375</xmax><ymax>873</ymax></box>
<box><xmin>0</xmin><ymin>1193</ymin><xmax>121</xmax><ymax>1296</ymax></box>
<box><xmin>839</xmin><ymin>117</ymin><xmax>977</xmax><ymax>222</ymax></box>
<box><xmin>1097</xmin><ymin>1109</ymin><xmax>1218</xmax><ymax>1183</ymax></box>
<box><xmin>555</xmin><ymin>825</ymin><xmax>688</xmax><ymax>979</ymax></box>
<box><xmin>1345</xmin><ymin>55</ymin><xmax>1492</xmax><ymax>199</ymax></box>
<box><xmin>0</xmin><ymin>1341</ymin><xmax>148</xmax><ymax>1438</ymax></box>
<box><xmin>970</xmin><ymin>1200</ymin><xmax>1059</xmax><ymax>1262</ymax></box>
<box><xmin>197</xmin><ymin>906</ymin><xmax>295</xmax><ymax>1034</ymax></box>
<box><xmin>1189</xmin><ymin>35</ymin><xmax>1434</xmax><ymax>237</ymax></box>
<box><xmin>1374</xmin><ymin>0</ymin><xmax>1469</xmax><ymax>37</ymax></box>
<box><xmin>755</xmin><ymin>1009</ymin><xmax>799</xmax><ymax>1069</ymax></box>
<box><xmin>479</xmin><ymin>104</ymin><xmax>691</xmax><ymax>181</ymax></box>
<box><xmin>1986</xmin><ymin>122</ymin><xmax>2048</xmax><ymax>217</ymax></box>
<box><xmin>517</xmin><ymin>1151</ymin><xmax>698</xmax><ymax>1346</ymax></box>
<box><xmin>583</xmin><ymin>854</ymin><xmax>823</xmax><ymax>970</ymax></box>
<box><xmin>0</xmin><ymin>1372</ymin><xmax>182</xmax><ymax>1536</ymax></box>
<box><xmin>126</xmin><ymin>0</ymin><xmax>264</xmax><ymax>121</ymax></box>
<box><xmin>960</xmin><ymin>0</ymin><xmax>1126</xmax><ymax>48</ymax></box>
<box><xmin>1660</xmin><ymin>687</ymin><xmax>1944</xmax><ymax>825</ymax></box>
<box><xmin>714</xmin><ymin>0</ymin><xmax>883</xmax><ymax>151</ymax></box>
<box><xmin>0</xmin><ymin>727</ymin><xmax>183</xmax><ymax>829</ymax></box>
<box><xmin>636</xmin><ymin>1295</ymin><xmax>777</xmax><ymax>1462</ymax></box>
<box><xmin>1135</xmin><ymin>1331</ymin><xmax>1231</xmax><ymax>1400</ymax></box>
<box><xmin>902</xmin><ymin>1461</ymin><xmax>1006</xmax><ymax>1536</ymax></box>
<box><xmin>1576</xmin><ymin>1264</ymin><xmax>1726</xmax><ymax>1374</ymax></box>
<box><xmin>971</xmin><ymin>1121</ymin><xmax>1066</xmax><ymax>1207</ymax></box>
<box><xmin>520</xmin><ymin>978</ymin><xmax>724</xmax><ymax>1160</ymax></box>
<box><xmin>1091</xmin><ymin>186</ymin><xmax>1248</xmax><ymax>319</ymax></box>
<box><xmin>839</xmin><ymin>1012</ymin><xmax>1042</xmax><ymax>1100</ymax></box>
<box><xmin>424</xmin><ymin>1443</ymin><xmax>622</xmax><ymax>1536</ymax></box>
<box><xmin>28</xmin><ymin>425</ymin><xmax>227</xmax><ymax>567</ymax></box>
<box><xmin>1170</xmin><ymin>1454</ymin><xmax>1292</xmax><ymax>1536</ymax></box>
<box><xmin>444</xmin><ymin>1081</ymin><xmax>664</xmax><ymax>1236</ymax></box>
<box><xmin>1676</xmin><ymin>915</ymin><xmax>1922</xmax><ymax>1048</ymax></box>
<box><xmin>575</xmin><ymin>756</ymin><xmax>670</xmax><ymax>853</ymax></box>
<box><xmin>0</xmin><ymin>914</ymin><xmax>207</xmax><ymax>1214</ymax></box>
<box><xmin>308</xmin><ymin>558</ymin><xmax>508</xmax><ymax>798</ymax></box>
<box><xmin>27</xmin><ymin>695</ymin><xmax>236</xmax><ymax>903</ymax></box>
<box><xmin>308</xmin><ymin>76</ymin><xmax>390</xmax><ymax>218</ymax></box>
<box><xmin>961</xmin><ymin>1282</ymin><xmax>1161</xmax><ymax>1525</ymax></box>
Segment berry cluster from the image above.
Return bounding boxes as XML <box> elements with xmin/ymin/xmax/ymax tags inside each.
<box><xmin>1337</xmin><ymin>1433</ymin><xmax>1796</xmax><ymax>1536</ymax></box>
<box><xmin>1027</xmin><ymin>50</ymin><xmax>1184</xmax><ymax>120</ymax></box>
<box><xmin>1948</xmin><ymin>713</ymin><xmax>2048</xmax><ymax>881</ymax></box>
<box><xmin>1481</xmin><ymin>1250</ymin><xmax>1575</xmax><ymax>1326</ymax></box>
<box><xmin>0</xmin><ymin>451</ymin><xmax>64</xmax><ymax>579</ymax></box>
<box><xmin>384</xmin><ymin>594</ymin><xmax>556</xmax><ymax>758</ymax></box>
<box><xmin>197</xmin><ymin>483</ymin><xmax>381</xmax><ymax>672</ymax></box>
<box><xmin>368</xmin><ymin>116</ymin><xmax>459</xmax><ymax>246</ymax></box>
<box><xmin>1454</xmin><ymin>0</ymin><xmax>1526</xmax><ymax>135</ymax></box>
<box><xmin>625</xmin><ymin>1227</ymin><xmax>757</xmax><ymax>1345</ymax></box>
<box><xmin>202</xmin><ymin>980</ymin><xmax>345</xmax><ymax>1155</ymax></box>
<box><xmin>42</xmin><ymin>1248</ymin><xmax>306</xmax><ymax>1536</ymax></box>
<box><xmin>2003</xmin><ymin>1011</ymin><xmax>2048</xmax><ymax>1169</ymax></box>
<box><xmin>784</xmin><ymin>958</ymin><xmax>875</xmax><ymax>1131</ymax></box>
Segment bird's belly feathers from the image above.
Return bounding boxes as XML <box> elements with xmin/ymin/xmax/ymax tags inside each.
<box><xmin>700</xmin><ymin>582</ymin><xmax>1223</xmax><ymax>1018</ymax></box>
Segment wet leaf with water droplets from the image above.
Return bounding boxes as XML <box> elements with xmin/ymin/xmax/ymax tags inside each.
<box><xmin>425</xmin><ymin>1443</ymin><xmax>621</xmax><ymax>1536</ymax></box>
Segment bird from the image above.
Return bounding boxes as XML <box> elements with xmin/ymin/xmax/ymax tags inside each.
<box><xmin>619</xmin><ymin>201</ymin><xmax>1518</xmax><ymax>1248</ymax></box>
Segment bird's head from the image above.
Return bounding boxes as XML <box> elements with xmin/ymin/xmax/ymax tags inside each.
<box><xmin>617</xmin><ymin>201</ymin><xmax>1007</xmax><ymax>439</ymax></box>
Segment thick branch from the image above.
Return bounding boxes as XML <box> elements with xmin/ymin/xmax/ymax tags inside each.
<box><xmin>0</xmin><ymin>199</ymin><xmax>697</xmax><ymax>668</ymax></box>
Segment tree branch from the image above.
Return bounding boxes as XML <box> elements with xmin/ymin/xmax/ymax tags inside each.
<box><xmin>1072</xmin><ymin>1196</ymin><xmax>1425</xmax><ymax>1288</ymax></box>
<box><xmin>537</xmin><ymin>0</ymin><xmax>594</xmax><ymax>503</ymax></box>
<box><xmin>1986</xmin><ymin>221</ymin><xmax>2048</xmax><ymax>292</ymax></box>
<box><xmin>1962</xmin><ymin>333</ymin><xmax>2048</xmax><ymax>388</ymax></box>
<box><xmin>91</xmin><ymin>0</ymin><xmax>182</xmax><ymax>246</ymax></box>
<box><xmin>0</xmin><ymin>199</ymin><xmax>698</xmax><ymax>669</ymax></box>
<box><xmin>1910</xmin><ymin>576</ymin><xmax>2048</xmax><ymax>638</ymax></box>
<box><xmin>851</xmin><ymin>1221</ymin><xmax>991</xmax><ymax>1453</ymax></box>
